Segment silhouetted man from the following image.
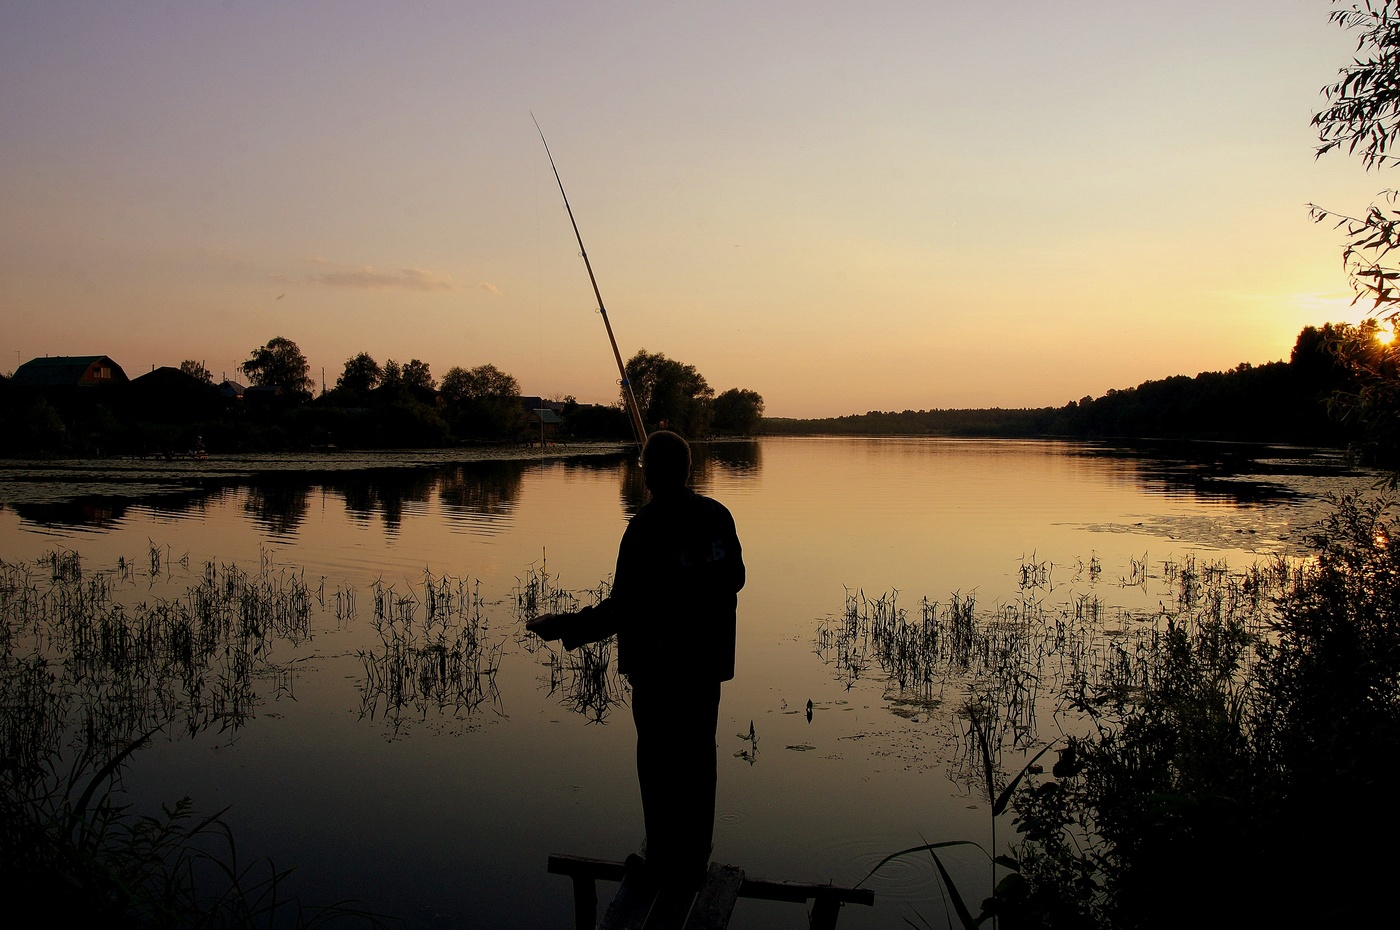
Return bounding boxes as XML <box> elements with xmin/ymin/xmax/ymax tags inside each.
<box><xmin>527</xmin><ymin>430</ymin><xmax>745</xmax><ymax>891</ymax></box>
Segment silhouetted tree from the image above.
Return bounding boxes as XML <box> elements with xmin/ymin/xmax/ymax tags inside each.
<box><xmin>1311</xmin><ymin>2</ymin><xmax>1400</xmax><ymax>311</ymax></box>
<box><xmin>1310</xmin><ymin>6</ymin><xmax>1400</xmax><ymax>465</ymax></box>
<box><xmin>712</xmin><ymin>388</ymin><xmax>765</xmax><ymax>435</ymax></box>
<box><xmin>179</xmin><ymin>360</ymin><xmax>214</xmax><ymax>383</ymax></box>
<box><xmin>625</xmin><ymin>349</ymin><xmax>714</xmax><ymax>437</ymax></box>
<box><xmin>1323</xmin><ymin>318</ymin><xmax>1400</xmax><ymax>462</ymax></box>
<box><xmin>400</xmin><ymin>359</ymin><xmax>435</xmax><ymax>391</ymax></box>
<box><xmin>336</xmin><ymin>352</ymin><xmax>382</xmax><ymax>395</ymax></box>
<box><xmin>380</xmin><ymin>359</ymin><xmax>403</xmax><ymax>390</ymax></box>
<box><xmin>375</xmin><ymin>358</ymin><xmax>435</xmax><ymax>401</ymax></box>
<box><xmin>240</xmin><ymin>337</ymin><xmax>313</xmax><ymax>400</ymax></box>
<box><xmin>440</xmin><ymin>364</ymin><xmax>520</xmax><ymax>404</ymax></box>
<box><xmin>440</xmin><ymin>364</ymin><xmax>525</xmax><ymax>440</ymax></box>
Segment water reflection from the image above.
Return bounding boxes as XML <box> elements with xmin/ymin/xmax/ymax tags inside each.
<box><xmin>701</xmin><ymin>439</ymin><xmax>762</xmax><ymax>475</ymax></box>
<box><xmin>333</xmin><ymin>470</ymin><xmax>435</xmax><ymax>533</ymax></box>
<box><xmin>617</xmin><ymin>441</ymin><xmax>763</xmax><ymax>515</ymax></box>
<box><xmin>618</xmin><ymin>457</ymin><xmax>648</xmax><ymax>515</ymax></box>
<box><xmin>0</xmin><ymin>440</ymin><xmax>1359</xmax><ymax>542</ymax></box>
<box><xmin>11</xmin><ymin>498</ymin><xmax>130</xmax><ymax>530</ymax></box>
<box><xmin>1076</xmin><ymin>440</ymin><xmax>1355</xmax><ymax>504</ymax></box>
<box><xmin>243</xmin><ymin>481</ymin><xmax>312</xmax><ymax>537</ymax></box>
<box><xmin>0</xmin><ymin>438</ymin><xmax>1371</xmax><ymax>930</ymax></box>
<box><xmin>436</xmin><ymin>462</ymin><xmax>525</xmax><ymax>536</ymax></box>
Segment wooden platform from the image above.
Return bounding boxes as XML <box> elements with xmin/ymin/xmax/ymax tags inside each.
<box><xmin>547</xmin><ymin>854</ymin><xmax>874</xmax><ymax>930</ymax></box>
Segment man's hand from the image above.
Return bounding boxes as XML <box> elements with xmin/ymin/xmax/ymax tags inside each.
<box><xmin>526</xmin><ymin>612</ymin><xmax>568</xmax><ymax>642</ymax></box>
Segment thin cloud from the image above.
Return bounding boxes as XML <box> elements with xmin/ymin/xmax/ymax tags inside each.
<box><xmin>307</xmin><ymin>265</ymin><xmax>455</xmax><ymax>292</ymax></box>
<box><xmin>478</xmin><ymin>282</ymin><xmax>501</xmax><ymax>296</ymax></box>
<box><xmin>1286</xmin><ymin>291</ymin><xmax>1366</xmax><ymax>317</ymax></box>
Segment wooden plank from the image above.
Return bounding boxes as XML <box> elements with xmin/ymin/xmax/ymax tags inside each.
<box><xmin>643</xmin><ymin>886</ymin><xmax>695</xmax><ymax>930</ymax></box>
<box><xmin>549</xmin><ymin>854</ymin><xmax>629</xmax><ymax>883</ymax></box>
<box><xmin>683</xmin><ymin>863</ymin><xmax>745</xmax><ymax>930</ymax></box>
<box><xmin>737</xmin><ymin>877</ymin><xmax>874</xmax><ymax>907</ymax></box>
<box><xmin>547</xmin><ymin>853</ymin><xmax>875</xmax><ymax>928</ymax></box>
<box><xmin>598</xmin><ymin>855</ymin><xmax>656</xmax><ymax>930</ymax></box>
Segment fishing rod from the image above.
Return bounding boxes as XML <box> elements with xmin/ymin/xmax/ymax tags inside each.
<box><xmin>532</xmin><ymin>114</ymin><xmax>648</xmax><ymax>455</ymax></box>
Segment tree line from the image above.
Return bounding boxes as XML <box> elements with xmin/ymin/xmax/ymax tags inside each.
<box><xmin>0</xmin><ymin>336</ymin><xmax>765</xmax><ymax>456</ymax></box>
<box><xmin>763</xmin><ymin>321</ymin><xmax>1391</xmax><ymax>459</ymax></box>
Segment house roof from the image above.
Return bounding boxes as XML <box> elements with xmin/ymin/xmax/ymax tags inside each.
<box><xmin>11</xmin><ymin>355</ymin><xmax>128</xmax><ymax>387</ymax></box>
<box><xmin>130</xmin><ymin>366</ymin><xmax>221</xmax><ymax>393</ymax></box>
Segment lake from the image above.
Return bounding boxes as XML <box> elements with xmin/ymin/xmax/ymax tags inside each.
<box><xmin>0</xmin><ymin>437</ymin><xmax>1370</xmax><ymax>928</ymax></box>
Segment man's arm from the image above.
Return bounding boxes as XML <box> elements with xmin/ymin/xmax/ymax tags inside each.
<box><xmin>526</xmin><ymin>600</ymin><xmax>621</xmax><ymax>650</ymax></box>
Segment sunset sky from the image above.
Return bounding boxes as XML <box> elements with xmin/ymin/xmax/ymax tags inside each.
<box><xmin>0</xmin><ymin>1</ymin><xmax>1389</xmax><ymax>417</ymax></box>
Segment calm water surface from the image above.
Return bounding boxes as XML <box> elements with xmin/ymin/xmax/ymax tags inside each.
<box><xmin>0</xmin><ymin>437</ymin><xmax>1369</xmax><ymax>928</ymax></box>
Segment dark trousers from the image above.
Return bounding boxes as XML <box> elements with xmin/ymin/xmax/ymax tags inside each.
<box><xmin>629</xmin><ymin>677</ymin><xmax>722</xmax><ymax>888</ymax></box>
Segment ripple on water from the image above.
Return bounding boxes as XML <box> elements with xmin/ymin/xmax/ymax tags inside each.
<box><xmin>805</xmin><ymin>831</ymin><xmax>996</xmax><ymax>925</ymax></box>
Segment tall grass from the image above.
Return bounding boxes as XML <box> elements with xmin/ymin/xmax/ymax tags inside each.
<box><xmin>836</xmin><ymin>545</ymin><xmax>1301</xmax><ymax>928</ymax></box>
<box><xmin>0</xmin><ymin>548</ymin><xmax>379</xmax><ymax>926</ymax></box>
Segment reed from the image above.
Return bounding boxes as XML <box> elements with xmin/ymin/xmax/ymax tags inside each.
<box><xmin>1</xmin><ymin>548</ymin><xmax>380</xmax><ymax>926</ymax></box>
<box><xmin>512</xmin><ymin>561</ymin><xmax>627</xmax><ymax>721</ymax></box>
<box><xmin>356</xmin><ymin>571</ymin><xmax>502</xmax><ymax>733</ymax></box>
<box><xmin>847</xmin><ymin>550</ymin><xmax>1290</xmax><ymax>928</ymax></box>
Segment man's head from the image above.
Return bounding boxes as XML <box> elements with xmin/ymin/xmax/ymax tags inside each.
<box><xmin>642</xmin><ymin>430</ymin><xmax>691</xmax><ymax>493</ymax></box>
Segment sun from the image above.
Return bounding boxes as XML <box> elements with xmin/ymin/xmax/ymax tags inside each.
<box><xmin>1377</xmin><ymin>327</ymin><xmax>1395</xmax><ymax>346</ymax></box>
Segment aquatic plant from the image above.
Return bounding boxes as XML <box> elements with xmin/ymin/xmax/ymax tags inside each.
<box><xmin>512</xmin><ymin>561</ymin><xmax>627</xmax><ymax>722</ymax></box>
<box><xmin>855</xmin><ymin>497</ymin><xmax>1400</xmax><ymax>928</ymax></box>
<box><xmin>0</xmin><ymin>548</ymin><xmax>378</xmax><ymax>926</ymax></box>
<box><xmin>839</xmin><ymin>548</ymin><xmax>1296</xmax><ymax>928</ymax></box>
<box><xmin>356</xmin><ymin>571</ymin><xmax>502</xmax><ymax>734</ymax></box>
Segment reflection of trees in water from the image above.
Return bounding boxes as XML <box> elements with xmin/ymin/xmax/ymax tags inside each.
<box><xmin>12</xmin><ymin>498</ymin><xmax>130</xmax><ymax>530</ymax></box>
<box><xmin>435</xmin><ymin>462</ymin><xmax>526</xmax><ymax>534</ymax></box>
<box><xmin>242</xmin><ymin>481</ymin><xmax>311</xmax><ymax>536</ymax></box>
<box><xmin>617</xmin><ymin>439</ymin><xmax>765</xmax><ymax>515</ymax></box>
<box><xmin>334</xmin><ymin>470</ymin><xmax>434</xmax><ymax>533</ymax></box>
<box><xmin>8</xmin><ymin>488</ymin><xmax>227</xmax><ymax>532</ymax></box>
<box><xmin>698</xmin><ymin>439</ymin><xmax>762</xmax><ymax>475</ymax></box>
<box><xmin>1079</xmin><ymin>441</ymin><xmax>1348</xmax><ymax>506</ymax></box>
<box><xmin>141</xmin><ymin>487</ymin><xmax>229</xmax><ymax>522</ymax></box>
<box><xmin>618</xmin><ymin>458</ymin><xmax>648</xmax><ymax>515</ymax></box>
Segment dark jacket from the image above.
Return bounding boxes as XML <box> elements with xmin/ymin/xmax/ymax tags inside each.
<box><xmin>561</xmin><ymin>487</ymin><xmax>744</xmax><ymax>682</ymax></box>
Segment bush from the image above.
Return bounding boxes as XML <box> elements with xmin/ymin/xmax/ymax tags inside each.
<box><xmin>1005</xmin><ymin>495</ymin><xmax>1400</xmax><ymax>929</ymax></box>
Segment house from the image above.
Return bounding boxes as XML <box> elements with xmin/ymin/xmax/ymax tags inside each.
<box><xmin>243</xmin><ymin>384</ymin><xmax>284</xmax><ymax>405</ymax></box>
<box><xmin>520</xmin><ymin>396</ymin><xmax>566</xmax><ymax>445</ymax></box>
<box><xmin>218</xmin><ymin>379</ymin><xmax>246</xmax><ymax>401</ymax></box>
<box><xmin>11</xmin><ymin>355</ymin><xmax>128</xmax><ymax>388</ymax></box>
<box><xmin>127</xmin><ymin>366</ymin><xmax>222</xmax><ymax>421</ymax></box>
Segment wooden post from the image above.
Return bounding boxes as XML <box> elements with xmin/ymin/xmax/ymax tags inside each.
<box><xmin>570</xmin><ymin>874</ymin><xmax>597</xmax><ymax>930</ymax></box>
<box><xmin>809</xmin><ymin>893</ymin><xmax>842</xmax><ymax>930</ymax></box>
